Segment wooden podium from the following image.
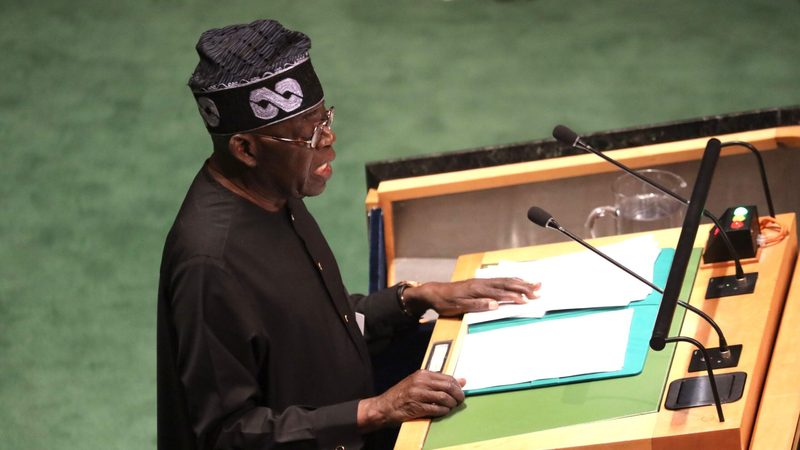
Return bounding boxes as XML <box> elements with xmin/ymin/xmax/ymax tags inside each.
<box><xmin>395</xmin><ymin>215</ymin><xmax>798</xmax><ymax>449</ymax></box>
<box><xmin>364</xmin><ymin>124</ymin><xmax>800</xmax><ymax>448</ymax></box>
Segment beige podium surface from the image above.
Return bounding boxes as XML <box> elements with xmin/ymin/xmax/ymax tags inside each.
<box><xmin>395</xmin><ymin>213</ymin><xmax>798</xmax><ymax>450</ymax></box>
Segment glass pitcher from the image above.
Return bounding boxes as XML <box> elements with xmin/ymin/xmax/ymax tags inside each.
<box><xmin>585</xmin><ymin>169</ymin><xmax>688</xmax><ymax>238</ymax></box>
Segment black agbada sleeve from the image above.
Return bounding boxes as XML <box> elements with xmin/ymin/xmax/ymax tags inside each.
<box><xmin>170</xmin><ymin>256</ymin><xmax>363</xmax><ymax>449</ymax></box>
<box><xmin>348</xmin><ymin>286</ymin><xmax>420</xmax><ymax>355</ymax></box>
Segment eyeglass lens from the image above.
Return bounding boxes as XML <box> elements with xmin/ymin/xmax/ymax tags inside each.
<box><xmin>310</xmin><ymin>108</ymin><xmax>334</xmax><ymax>149</ymax></box>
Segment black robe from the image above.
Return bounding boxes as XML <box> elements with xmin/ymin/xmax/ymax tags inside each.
<box><xmin>157</xmin><ymin>167</ymin><xmax>414</xmax><ymax>449</ymax></box>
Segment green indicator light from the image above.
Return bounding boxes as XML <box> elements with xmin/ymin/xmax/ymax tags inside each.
<box><xmin>733</xmin><ymin>214</ymin><xmax>746</xmax><ymax>222</ymax></box>
<box><xmin>734</xmin><ymin>207</ymin><xmax>748</xmax><ymax>216</ymax></box>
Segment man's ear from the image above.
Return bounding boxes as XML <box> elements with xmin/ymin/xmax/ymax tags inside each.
<box><xmin>228</xmin><ymin>134</ymin><xmax>259</xmax><ymax>168</ymax></box>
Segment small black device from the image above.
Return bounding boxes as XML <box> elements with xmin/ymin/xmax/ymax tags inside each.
<box><xmin>703</xmin><ymin>205</ymin><xmax>760</xmax><ymax>263</ymax></box>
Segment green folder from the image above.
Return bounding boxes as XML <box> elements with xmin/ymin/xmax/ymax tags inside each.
<box><xmin>464</xmin><ymin>248</ymin><xmax>678</xmax><ymax>395</ymax></box>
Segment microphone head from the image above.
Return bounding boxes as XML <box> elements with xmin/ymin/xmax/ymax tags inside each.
<box><xmin>552</xmin><ymin>125</ymin><xmax>579</xmax><ymax>146</ymax></box>
<box><xmin>527</xmin><ymin>206</ymin><xmax>555</xmax><ymax>228</ymax></box>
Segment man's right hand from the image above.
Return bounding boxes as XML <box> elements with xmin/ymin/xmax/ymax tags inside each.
<box><xmin>357</xmin><ymin>370</ymin><xmax>466</xmax><ymax>431</ymax></box>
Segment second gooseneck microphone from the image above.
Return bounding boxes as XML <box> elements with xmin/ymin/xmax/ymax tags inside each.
<box><xmin>552</xmin><ymin>125</ymin><xmax>748</xmax><ymax>281</ymax></box>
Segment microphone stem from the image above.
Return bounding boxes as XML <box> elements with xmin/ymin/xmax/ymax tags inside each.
<box><xmin>664</xmin><ymin>336</ymin><xmax>725</xmax><ymax>422</ymax></box>
<box><xmin>554</xmin><ymin>223</ymin><xmax>731</xmax><ymax>352</ymax></box>
<box><xmin>576</xmin><ymin>142</ymin><xmax>745</xmax><ymax>280</ymax></box>
<box><xmin>554</xmin><ymin>225</ymin><xmax>663</xmax><ymax>293</ymax></box>
<box><xmin>577</xmin><ymin>142</ymin><xmax>687</xmax><ymax>205</ymax></box>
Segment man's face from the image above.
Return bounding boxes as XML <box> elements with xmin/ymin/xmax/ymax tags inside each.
<box><xmin>248</xmin><ymin>104</ymin><xmax>336</xmax><ymax>199</ymax></box>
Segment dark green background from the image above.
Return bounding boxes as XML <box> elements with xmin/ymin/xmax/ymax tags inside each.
<box><xmin>1</xmin><ymin>1</ymin><xmax>798</xmax><ymax>448</ymax></box>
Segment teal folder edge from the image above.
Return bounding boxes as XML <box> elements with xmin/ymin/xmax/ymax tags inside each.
<box><xmin>464</xmin><ymin>248</ymin><xmax>677</xmax><ymax>396</ymax></box>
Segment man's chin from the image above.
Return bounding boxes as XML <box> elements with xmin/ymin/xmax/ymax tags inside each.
<box><xmin>301</xmin><ymin>182</ymin><xmax>328</xmax><ymax>198</ymax></box>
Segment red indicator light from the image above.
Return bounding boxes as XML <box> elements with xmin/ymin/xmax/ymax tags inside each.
<box><xmin>730</xmin><ymin>221</ymin><xmax>744</xmax><ymax>230</ymax></box>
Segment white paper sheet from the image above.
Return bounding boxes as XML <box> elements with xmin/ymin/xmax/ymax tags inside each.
<box><xmin>454</xmin><ymin>308</ymin><xmax>634</xmax><ymax>391</ymax></box>
<box><xmin>464</xmin><ymin>235</ymin><xmax>661</xmax><ymax>325</ymax></box>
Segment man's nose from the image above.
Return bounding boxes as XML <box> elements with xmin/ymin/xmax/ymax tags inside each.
<box><xmin>318</xmin><ymin>127</ymin><xmax>335</xmax><ymax>148</ymax></box>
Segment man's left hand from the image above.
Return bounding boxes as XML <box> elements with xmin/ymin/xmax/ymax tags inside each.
<box><xmin>403</xmin><ymin>278</ymin><xmax>540</xmax><ymax>317</ymax></box>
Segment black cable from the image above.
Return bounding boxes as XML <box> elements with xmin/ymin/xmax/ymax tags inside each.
<box><xmin>677</xmin><ymin>300</ymin><xmax>729</xmax><ymax>354</ymax></box>
<box><xmin>720</xmin><ymin>141</ymin><xmax>776</xmax><ymax>218</ymax></box>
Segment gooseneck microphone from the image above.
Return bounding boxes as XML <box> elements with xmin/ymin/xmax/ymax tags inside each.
<box><xmin>526</xmin><ymin>206</ymin><xmax>730</xmax><ymax>354</ymax></box>
<box><xmin>553</xmin><ymin>125</ymin><xmax>776</xmax><ymax>218</ymax></box>
<box><xmin>552</xmin><ymin>124</ymin><xmax>748</xmax><ymax>282</ymax></box>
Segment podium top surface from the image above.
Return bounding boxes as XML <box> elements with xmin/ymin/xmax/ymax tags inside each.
<box><xmin>423</xmin><ymin>249</ymin><xmax>699</xmax><ymax>449</ymax></box>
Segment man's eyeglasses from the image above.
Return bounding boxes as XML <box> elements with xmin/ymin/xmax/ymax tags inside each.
<box><xmin>256</xmin><ymin>107</ymin><xmax>334</xmax><ymax>150</ymax></box>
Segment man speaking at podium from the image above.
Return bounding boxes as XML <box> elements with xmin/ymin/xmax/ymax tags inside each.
<box><xmin>157</xmin><ymin>19</ymin><xmax>540</xmax><ymax>450</ymax></box>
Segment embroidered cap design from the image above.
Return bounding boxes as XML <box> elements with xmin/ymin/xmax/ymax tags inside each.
<box><xmin>196</xmin><ymin>97</ymin><xmax>221</xmax><ymax>127</ymax></box>
<box><xmin>249</xmin><ymin>78</ymin><xmax>304</xmax><ymax>120</ymax></box>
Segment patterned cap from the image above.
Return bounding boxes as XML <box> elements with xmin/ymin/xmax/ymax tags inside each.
<box><xmin>188</xmin><ymin>19</ymin><xmax>324</xmax><ymax>134</ymax></box>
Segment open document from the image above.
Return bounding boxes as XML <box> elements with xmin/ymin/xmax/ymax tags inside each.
<box><xmin>454</xmin><ymin>308</ymin><xmax>634</xmax><ymax>391</ymax></box>
<box><xmin>464</xmin><ymin>235</ymin><xmax>661</xmax><ymax>325</ymax></box>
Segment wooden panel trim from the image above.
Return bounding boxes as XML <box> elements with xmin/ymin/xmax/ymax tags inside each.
<box><xmin>749</xmin><ymin>215</ymin><xmax>800</xmax><ymax>449</ymax></box>
<box><xmin>375</xmin><ymin>127</ymin><xmax>795</xmax><ymax>203</ymax></box>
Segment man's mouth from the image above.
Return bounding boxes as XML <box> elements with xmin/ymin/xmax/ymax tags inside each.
<box><xmin>313</xmin><ymin>161</ymin><xmax>332</xmax><ymax>177</ymax></box>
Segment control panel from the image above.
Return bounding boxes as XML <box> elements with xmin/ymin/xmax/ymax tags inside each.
<box><xmin>703</xmin><ymin>205</ymin><xmax>760</xmax><ymax>263</ymax></box>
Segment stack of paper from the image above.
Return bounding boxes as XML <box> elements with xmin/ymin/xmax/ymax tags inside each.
<box><xmin>464</xmin><ymin>235</ymin><xmax>661</xmax><ymax>325</ymax></box>
<box><xmin>454</xmin><ymin>308</ymin><xmax>634</xmax><ymax>390</ymax></box>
